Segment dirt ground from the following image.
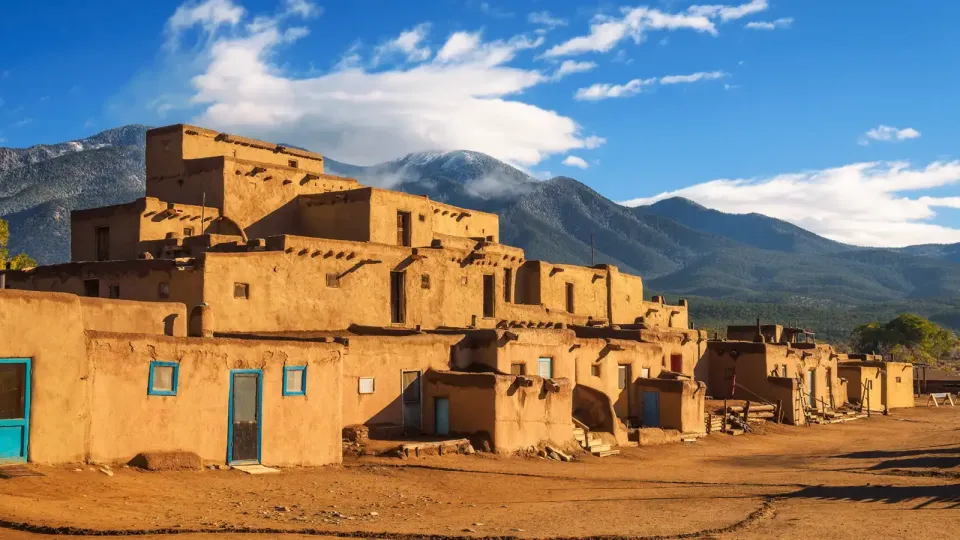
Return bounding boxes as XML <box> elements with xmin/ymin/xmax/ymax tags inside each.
<box><xmin>2</xmin><ymin>403</ymin><xmax>959</xmax><ymax>540</ymax></box>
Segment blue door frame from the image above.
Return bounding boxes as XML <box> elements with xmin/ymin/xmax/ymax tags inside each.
<box><xmin>0</xmin><ymin>358</ymin><xmax>31</xmax><ymax>464</ymax></box>
<box><xmin>226</xmin><ymin>369</ymin><xmax>263</xmax><ymax>465</ymax></box>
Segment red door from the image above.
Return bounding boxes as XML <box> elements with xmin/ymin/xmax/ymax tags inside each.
<box><xmin>670</xmin><ymin>354</ymin><xmax>683</xmax><ymax>373</ymax></box>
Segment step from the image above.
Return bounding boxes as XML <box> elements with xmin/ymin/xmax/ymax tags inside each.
<box><xmin>592</xmin><ymin>449</ymin><xmax>620</xmax><ymax>457</ymax></box>
<box><xmin>588</xmin><ymin>443</ymin><xmax>611</xmax><ymax>453</ymax></box>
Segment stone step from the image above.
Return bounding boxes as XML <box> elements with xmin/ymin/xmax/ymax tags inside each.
<box><xmin>593</xmin><ymin>449</ymin><xmax>620</xmax><ymax>457</ymax></box>
<box><xmin>588</xmin><ymin>443</ymin><xmax>611</xmax><ymax>453</ymax></box>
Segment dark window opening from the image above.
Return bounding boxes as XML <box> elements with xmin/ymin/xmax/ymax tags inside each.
<box><xmin>83</xmin><ymin>279</ymin><xmax>99</xmax><ymax>298</ymax></box>
<box><xmin>896</xmin><ymin>376</ymin><xmax>902</xmax><ymax>383</ymax></box>
<box><xmin>183</xmin><ymin>227</ymin><xmax>194</xmax><ymax>237</ymax></box>
<box><xmin>504</xmin><ymin>268</ymin><xmax>512</xmax><ymax>303</ymax></box>
<box><xmin>397</xmin><ymin>211</ymin><xmax>412</xmax><ymax>247</ymax></box>
<box><xmin>421</xmin><ymin>274</ymin><xmax>430</xmax><ymax>289</ymax></box>
<box><xmin>391</xmin><ymin>271</ymin><xmax>406</xmax><ymax>324</ymax></box>
<box><xmin>510</xmin><ymin>364</ymin><xmax>526</xmax><ymax>375</ymax></box>
<box><xmin>591</xmin><ymin>364</ymin><xmax>601</xmax><ymax>377</ymax></box>
<box><xmin>158</xmin><ymin>282</ymin><xmax>170</xmax><ymax>300</ymax></box>
<box><xmin>234</xmin><ymin>282</ymin><xmax>250</xmax><ymax>299</ymax></box>
<box><xmin>482</xmin><ymin>274</ymin><xmax>495</xmax><ymax>318</ymax></box>
<box><xmin>326</xmin><ymin>274</ymin><xmax>340</xmax><ymax>288</ymax></box>
<box><xmin>95</xmin><ymin>227</ymin><xmax>110</xmax><ymax>261</ymax></box>
<box><xmin>288</xmin><ymin>159</ymin><xmax>298</xmax><ymax>168</ymax></box>
<box><xmin>618</xmin><ymin>365</ymin><xmax>630</xmax><ymax>390</ymax></box>
<box><xmin>108</xmin><ymin>285</ymin><xmax>120</xmax><ymax>299</ymax></box>
<box><xmin>565</xmin><ymin>282</ymin><xmax>575</xmax><ymax>313</ymax></box>
<box><xmin>670</xmin><ymin>354</ymin><xmax>683</xmax><ymax>373</ymax></box>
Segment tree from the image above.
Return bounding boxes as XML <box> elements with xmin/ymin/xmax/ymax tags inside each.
<box><xmin>0</xmin><ymin>218</ymin><xmax>36</xmax><ymax>270</ymax></box>
<box><xmin>851</xmin><ymin>313</ymin><xmax>959</xmax><ymax>365</ymax></box>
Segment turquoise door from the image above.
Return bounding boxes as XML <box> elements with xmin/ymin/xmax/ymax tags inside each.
<box><xmin>642</xmin><ymin>391</ymin><xmax>659</xmax><ymax>427</ymax></box>
<box><xmin>538</xmin><ymin>357</ymin><xmax>553</xmax><ymax>378</ymax></box>
<box><xmin>435</xmin><ymin>398</ymin><xmax>450</xmax><ymax>436</ymax></box>
<box><xmin>0</xmin><ymin>359</ymin><xmax>31</xmax><ymax>463</ymax></box>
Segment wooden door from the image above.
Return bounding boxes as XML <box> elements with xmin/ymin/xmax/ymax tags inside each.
<box><xmin>0</xmin><ymin>359</ymin><xmax>30</xmax><ymax>463</ymax></box>
<box><xmin>229</xmin><ymin>371</ymin><xmax>262</xmax><ymax>464</ymax></box>
<box><xmin>402</xmin><ymin>371</ymin><xmax>421</xmax><ymax>435</ymax></box>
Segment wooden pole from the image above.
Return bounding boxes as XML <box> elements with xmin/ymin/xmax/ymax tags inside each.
<box><xmin>723</xmin><ymin>399</ymin><xmax>728</xmax><ymax>433</ymax></box>
<box><xmin>776</xmin><ymin>399</ymin><xmax>783</xmax><ymax>424</ymax></box>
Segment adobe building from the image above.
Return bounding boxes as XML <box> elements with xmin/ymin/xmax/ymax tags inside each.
<box><xmin>1</xmin><ymin>124</ymin><xmax>707</xmax><ymax>465</ymax></box>
<box><xmin>837</xmin><ymin>355</ymin><xmax>914</xmax><ymax>412</ymax></box>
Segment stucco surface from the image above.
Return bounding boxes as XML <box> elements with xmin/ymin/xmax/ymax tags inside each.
<box><xmin>79</xmin><ymin>297</ymin><xmax>187</xmax><ymax>337</ymax></box>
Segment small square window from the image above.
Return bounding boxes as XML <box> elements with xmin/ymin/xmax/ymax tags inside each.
<box><xmin>234</xmin><ymin>282</ymin><xmax>250</xmax><ymax>299</ymax></box>
<box><xmin>591</xmin><ymin>364</ymin><xmax>601</xmax><ymax>377</ymax></box>
<box><xmin>510</xmin><ymin>364</ymin><xmax>526</xmax><ymax>375</ymax></box>
<box><xmin>288</xmin><ymin>159</ymin><xmax>298</xmax><ymax>168</ymax></box>
<box><xmin>460</xmin><ymin>276</ymin><xmax>468</xmax><ymax>286</ymax></box>
<box><xmin>896</xmin><ymin>376</ymin><xmax>902</xmax><ymax>383</ymax></box>
<box><xmin>359</xmin><ymin>377</ymin><xmax>375</xmax><ymax>394</ymax></box>
<box><xmin>418</xmin><ymin>214</ymin><xmax>426</xmax><ymax>222</ymax></box>
<box><xmin>421</xmin><ymin>274</ymin><xmax>431</xmax><ymax>289</ymax></box>
<box><xmin>158</xmin><ymin>282</ymin><xmax>170</xmax><ymax>300</ymax></box>
<box><xmin>183</xmin><ymin>227</ymin><xmax>194</xmax><ymax>237</ymax></box>
<box><xmin>283</xmin><ymin>366</ymin><xmax>307</xmax><ymax>396</ymax></box>
<box><xmin>326</xmin><ymin>273</ymin><xmax>340</xmax><ymax>288</ymax></box>
<box><xmin>108</xmin><ymin>285</ymin><xmax>120</xmax><ymax>299</ymax></box>
<box><xmin>148</xmin><ymin>361</ymin><xmax>179</xmax><ymax>396</ymax></box>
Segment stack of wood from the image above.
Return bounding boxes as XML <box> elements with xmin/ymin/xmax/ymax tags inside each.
<box><xmin>705</xmin><ymin>412</ymin><xmax>724</xmax><ymax>434</ymax></box>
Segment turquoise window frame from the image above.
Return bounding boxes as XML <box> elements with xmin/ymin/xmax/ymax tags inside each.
<box><xmin>282</xmin><ymin>366</ymin><xmax>307</xmax><ymax>396</ymax></box>
<box><xmin>148</xmin><ymin>361</ymin><xmax>179</xmax><ymax>396</ymax></box>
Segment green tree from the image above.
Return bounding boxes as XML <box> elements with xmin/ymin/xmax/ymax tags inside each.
<box><xmin>0</xmin><ymin>218</ymin><xmax>36</xmax><ymax>270</ymax></box>
<box><xmin>851</xmin><ymin>313</ymin><xmax>959</xmax><ymax>365</ymax></box>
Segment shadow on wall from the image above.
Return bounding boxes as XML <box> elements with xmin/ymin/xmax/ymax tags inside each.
<box><xmin>573</xmin><ymin>384</ymin><xmax>617</xmax><ymax>434</ymax></box>
<box><xmin>785</xmin><ymin>484</ymin><xmax>960</xmax><ymax>509</ymax></box>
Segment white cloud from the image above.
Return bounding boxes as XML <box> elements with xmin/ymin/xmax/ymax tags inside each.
<box><xmin>745</xmin><ymin>17</ymin><xmax>793</xmax><ymax>30</ymax></box>
<box><xmin>165</xmin><ymin>2</ymin><xmax>600</xmax><ymax>167</ymax></box>
<box><xmin>622</xmin><ymin>160</ymin><xmax>960</xmax><ymax>247</ymax></box>
<box><xmin>166</xmin><ymin>0</ymin><xmax>245</xmax><ymax>43</ymax></box>
<box><xmin>562</xmin><ymin>155</ymin><xmax>589</xmax><ymax>169</ymax></box>
<box><xmin>576</xmin><ymin>70</ymin><xmax>726</xmax><ymax>100</ymax></box>
<box><xmin>283</xmin><ymin>0</ymin><xmax>319</xmax><ymax>18</ymax></box>
<box><xmin>659</xmin><ymin>70</ymin><xmax>726</xmax><ymax>84</ymax></box>
<box><xmin>860</xmin><ymin>125</ymin><xmax>921</xmax><ymax>145</ymax></box>
<box><xmin>554</xmin><ymin>60</ymin><xmax>597</xmax><ymax>78</ymax></box>
<box><xmin>576</xmin><ymin>78</ymin><xmax>657</xmax><ymax>100</ymax></box>
<box><xmin>373</xmin><ymin>24</ymin><xmax>432</xmax><ymax>65</ymax></box>
<box><xmin>528</xmin><ymin>11</ymin><xmax>568</xmax><ymax>29</ymax></box>
<box><xmin>544</xmin><ymin>1</ymin><xmax>769</xmax><ymax>58</ymax></box>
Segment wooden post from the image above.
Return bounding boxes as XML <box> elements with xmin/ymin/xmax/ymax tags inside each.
<box><xmin>723</xmin><ymin>399</ymin><xmax>728</xmax><ymax>433</ymax></box>
<box><xmin>776</xmin><ymin>399</ymin><xmax>783</xmax><ymax>424</ymax></box>
<box><xmin>744</xmin><ymin>400</ymin><xmax>751</xmax><ymax>425</ymax></box>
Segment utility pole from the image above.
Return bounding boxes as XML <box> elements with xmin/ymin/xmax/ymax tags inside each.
<box><xmin>590</xmin><ymin>232</ymin><xmax>595</xmax><ymax>266</ymax></box>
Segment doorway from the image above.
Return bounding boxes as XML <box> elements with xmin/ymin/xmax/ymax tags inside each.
<box><xmin>401</xmin><ymin>370</ymin><xmax>422</xmax><ymax>436</ymax></box>
<box><xmin>228</xmin><ymin>370</ymin><xmax>262</xmax><ymax>465</ymax></box>
<box><xmin>806</xmin><ymin>370</ymin><xmax>816</xmax><ymax>408</ymax></box>
<box><xmin>396</xmin><ymin>211</ymin><xmax>412</xmax><ymax>247</ymax></box>
<box><xmin>0</xmin><ymin>358</ymin><xmax>31</xmax><ymax>463</ymax></box>
<box><xmin>95</xmin><ymin>227</ymin><xmax>110</xmax><ymax>261</ymax></box>
<box><xmin>615</xmin><ymin>365</ymin><xmax>631</xmax><ymax>420</ymax></box>
<box><xmin>670</xmin><ymin>353</ymin><xmax>683</xmax><ymax>373</ymax></box>
<box><xmin>538</xmin><ymin>357</ymin><xmax>553</xmax><ymax>379</ymax></box>
<box><xmin>390</xmin><ymin>271</ymin><xmax>406</xmax><ymax>324</ymax></box>
<box><xmin>434</xmin><ymin>397</ymin><xmax>450</xmax><ymax>436</ymax></box>
<box><xmin>482</xmin><ymin>274</ymin><xmax>495</xmax><ymax>318</ymax></box>
<box><xmin>642</xmin><ymin>391</ymin><xmax>659</xmax><ymax>427</ymax></box>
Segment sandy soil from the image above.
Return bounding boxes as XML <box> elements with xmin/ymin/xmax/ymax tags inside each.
<box><xmin>2</xmin><ymin>404</ymin><xmax>959</xmax><ymax>539</ymax></box>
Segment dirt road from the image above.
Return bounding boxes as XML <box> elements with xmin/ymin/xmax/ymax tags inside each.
<box><xmin>1</xmin><ymin>405</ymin><xmax>958</xmax><ymax>539</ymax></box>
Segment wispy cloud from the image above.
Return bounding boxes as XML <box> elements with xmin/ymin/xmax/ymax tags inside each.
<box><xmin>160</xmin><ymin>0</ymin><xmax>601</xmax><ymax>167</ymax></box>
<box><xmin>544</xmin><ymin>0</ymin><xmax>768</xmax><ymax>57</ymax></box>
<box><xmin>576</xmin><ymin>70</ymin><xmax>727</xmax><ymax>100</ymax></box>
<box><xmin>373</xmin><ymin>24</ymin><xmax>432</xmax><ymax>65</ymax></box>
<box><xmin>745</xmin><ymin>17</ymin><xmax>793</xmax><ymax>30</ymax></box>
<box><xmin>622</xmin><ymin>160</ymin><xmax>960</xmax><ymax>247</ymax></box>
<box><xmin>528</xmin><ymin>11</ymin><xmax>568</xmax><ymax>29</ymax></box>
<box><xmin>859</xmin><ymin>125</ymin><xmax>921</xmax><ymax>145</ymax></box>
<box><xmin>553</xmin><ymin>60</ymin><xmax>597</xmax><ymax>79</ymax></box>
<box><xmin>562</xmin><ymin>155</ymin><xmax>589</xmax><ymax>169</ymax></box>
<box><xmin>12</xmin><ymin>118</ymin><xmax>32</xmax><ymax>128</ymax></box>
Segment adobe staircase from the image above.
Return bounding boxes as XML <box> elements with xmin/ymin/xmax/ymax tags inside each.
<box><xmin>572</xmin><ymin>421</ymin><xmax>620</xmax><ymax>457</ymax></box>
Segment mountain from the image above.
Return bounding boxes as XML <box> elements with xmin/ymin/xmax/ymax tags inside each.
<box><xmin>6</xmin><ymin>124</ymin><xmax>960</xmax><ymax>341</ymax></box>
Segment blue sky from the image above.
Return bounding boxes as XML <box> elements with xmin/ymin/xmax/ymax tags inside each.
<box><xmin>2</xmin><ymin>0</ymin><xmax>960</xmax><ymax>247</ymax></box>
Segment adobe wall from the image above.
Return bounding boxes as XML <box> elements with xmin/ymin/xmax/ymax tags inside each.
<box><xmin>342</xmin><ymin>334</ymin><xmax>461</xmax><ymax>428</ymax></box>
<box><xmin>297</xmin><ymin>192</ymin><xmax>372</xmax><ymax>242</ymax></box>
<box><xmin>369</xmin><ymin>189</ymin><xmax>438</xmax><ymax>247</ymax></box>
<box><xmin>571</xmin><ymin>338</ymin><xmax>664</xmax><ymax>423</ymax></box>
<box><xmin>430</xmin><ymin>201</ymin><xmax>499</xmax><ymax>243</ymax></box>
<box><xmin>147</xmin><ymin>157</ymin><xmax>228</xmax><ymax>211</ymax></box>
<box><xmin>536</xmin><ymin>262</ymin><xmax>608</xmax><ymax>319</ymax></box>
<box><xmin>422</xmin><ymin>371</ymin><xmax>496</xmax><ymax>443</ymax></box>
<box><xmin>838</xmin><ymin>364</ymin><xmax>883</xmax><ymax>411</ymax></box>
<box><xmin>727</xmin><ymin>325</ymin><xmax>783</xmax><ymax>343</ymax></box>
<box><xmin>639</xmin><ymin>298</ymin><xmax>689</xmax><ymax>329</ymax></box>
<box><xmin>608</xmin><ymin>268</ymin><xmax>644</xmax><ymax>324</ymax></box>
<box><xmin>883</xmin><ymin>362</ymin><xmax>914</xmax><ymax>409</ymax></box>
<box><xmin>4</xmin><ymin>260</ymin><xmax>204</xmax><ymax>308</ymax></box>
<box><xmin>639</xmin><ymin>327</ymin><xmax>704</xmax><ymax>376</ymax></box>
<box><xmin>766</xmin><ymin>377</ymin><xmax>800</xmax><ymax>424</ymax></box>
<box><xmin>85</xmin><ymin>332</ymin><xmax>343</xmax><ymax>466</ymax></box>
<box><xmin>0</xmin><ymin>290</ymin><xmax>90</xmax><ymax>463</ymax></box>
<box><xmin>637</xmin><ymin>378</ymin><xmax>706</xmax><ymax>434</ymax></box>
<box><xmin>79</xmin><ymin>297</ymin><xmax>187</xmax><ymax>337</ymax></box>
<box><xmin>454</xmin><ymin>329</ymin><xmax>577</xmax><ymax>376</ymax></box>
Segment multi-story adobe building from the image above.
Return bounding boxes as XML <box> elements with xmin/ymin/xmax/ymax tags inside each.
<box><xmin>0</xmin><ymin>125</ymin><xmax>707</xmax><ymax>466</ymax></box>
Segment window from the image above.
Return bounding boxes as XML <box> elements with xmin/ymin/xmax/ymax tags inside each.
<box><xmin>234</xmin><ymin>282</ymin><xmax>250</xmax><ymax>299</ymax></box>
<box><xmin>83</xmin><ymin>279</ymin><xmax>99</xmax><ymax>298</ymax></box>
<box><xmin>288</xmin><ymin>159</ymin><xmax>298</xmax><ymax>168</ymax></box>
<box><xmin>538</xmin><ymin>357</ymin><xmax>553</xmax><ymax>379</ymax></box>
<box><xmin>511</xmin><ymin>364</ymin><xmax>526</xmax><ymax>375</ymax></box>
<box><xmin>421</xmin><ymin>274</ymin><xmax>431</xmax><ymax>289</ymax></box>
<box><xmin>591</xmin><ymin>364</ymin><xmax>601</xmax><ymax>377</ymax></box>
<box><xmin>397</xmin><ymin>211</ymin><xmax>412</xmax><ymax>247</ymax></box>
<box><xmin>283</xmin><ymin>366</ymin><xmax>307</xmax><ymax>396</ymax></box>
<box><xmin>183</xmin><ymin>227</ymin><xmax>194</xmax><ymax>237</ymax></box>
<box><xmin>148</xmin><ymin>361</ymin><xmax>179</xmax><ymax>396</ymax></box>
<box><xmin>158</xmin><ymin>282</ymin><xmax>170</xmax><ymax>300</ymax></box>
<box><xmin>359</xmin><ymin>377</ymin><xmax>375</xmax><ymax>394</ymax></box>
<box><xmin>504</xmin><ymin>268</ymin><xmax>512</xmax><ymax>303</ymax></box>
<box><xmin>565</xmin><ymin>282</ymin><xmax>575</xmax><ymax>313</ymax></box>
<box><xmin>640</xmin><ymin>367</ymin><xmax>650</xmax><ymax>378</ymax></box>
<box><xmin>326</xmin><ymin>273</ymin><xmax>340</xmax><ymax>288</ymax></box>
<box><xmin>108</xmin><ymin>285</ymin><xmax>120</xmax><ymax>299</ymax></box>
<box><xmin>482</xmin><ymin>274</ymin><xmax>495</xmax><ymax>318</ymax></box>
<box><xmin>670</xmin><ymin>354</ymin><xmax>683</xmax><ymax>373</ymax></box>
<box><xmin>418</xmin><ymin>214</ymin><xmax>426</xmax><ymax>222</ymax></box>
<box><xmin>460</xmin><ymin>276</ymin><xmax>468</xmax><ymax>286</ymax></box>
<box><xmin>896</xmin><ymin>376</ymin><xmax>902</xmax><ymax>383</ymax></box>
<box><xmin>390</xmin><ymin>271</ymin><xmax>406</xmax><ymax>324</ymax></box>
<box><xmin>782</xmin><ymin>364</ymin><xmax>789</xmax><ymax>377</ymax></box>
<box><xmin>618</xmin><ymin>365</ymin><xmax>630</xmax><ymax>390</ymax></box>
<box><xmin>95</xmin><ymin>226</ymin><xmax>110</xmax><ymax>261</ymax></box>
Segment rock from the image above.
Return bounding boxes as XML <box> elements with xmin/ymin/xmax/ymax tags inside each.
<box><xmin>512</xmin><ymin>528</ymin><xmax>524</xmax><ymax>532</ymax></box>
<box><xmin>548</xmin><ymin>451</ymin><xmax>561</xmax><ymax>461</ymax></box>
<box><xmin>473</xmin><ymin>522</ymin><xmax>484</xmax><ymax>526</ymax></box>
<box><xmin>369</xmin><ymin>511</ymin><xmax>379</xmax><ymax>517</ymax></box>
<box><xmin>537</xmin><ymin>449</ymin><xmax>547</xmax><ymax>458</ymax></box>
<box><xmin>463</xmin><ymin>528</ymin><xmax>476</xmax><ymax>533</ymax></box>
<box><xmin>73</xmin><ymin>468</ymin><xmax>82</xmax><ymax>472</ymax></box>
<box><xmin>275</xmin><ymin>506</ymin><xmax>289</xmax><ymax>512</ymax></box>
<box><xmin>99</xmin><ymin>467</ymin><xmax>114</xmax><ymax>477</ymax></box>
<box><xmin>128</xmin><ymin>451</ymin><xmax>203</xmax><ymax>471</ymax></box>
